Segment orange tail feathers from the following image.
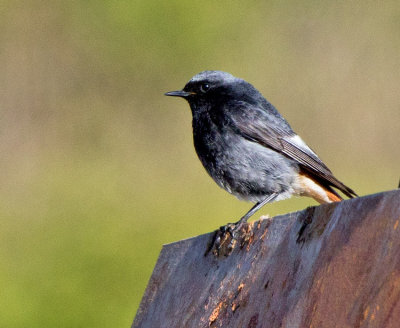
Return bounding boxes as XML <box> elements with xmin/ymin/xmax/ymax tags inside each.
<box><xmin>296</xmin><ymin>174</ymin><xmax>343</xmax><ymax>204</ymax></box>
<box><xmin>324</xmin><ymin>190</ymin><xmax>342</xmax><ymax>203</ymax></box>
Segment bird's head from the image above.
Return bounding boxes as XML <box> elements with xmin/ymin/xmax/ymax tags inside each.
<box><xmin>165</xmin><ymin>71</ymin><xmax>262</xmax><ymax>113</ymax></box>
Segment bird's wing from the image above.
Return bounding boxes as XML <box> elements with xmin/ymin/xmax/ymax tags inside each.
<box><xmin>228</xmin><ymin>104</ymin><xmax>357</xmax><ymax>198</ymax></box>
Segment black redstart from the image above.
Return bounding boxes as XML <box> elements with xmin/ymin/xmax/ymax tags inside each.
<box><xmin>165</xmin><ymin>71</ymin><xmax>357</xmax><ymax>231</ymax></box>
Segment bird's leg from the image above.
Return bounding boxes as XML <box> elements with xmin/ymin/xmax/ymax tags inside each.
<box><xmin>230</xmin><ymin>192</ymin><xmax>278</xmax><ymax>236</ymax></box>
<box><xmin>212</xmin><ymin>193</ymin><xmax>278</xmax><ymax>256</ymax></box>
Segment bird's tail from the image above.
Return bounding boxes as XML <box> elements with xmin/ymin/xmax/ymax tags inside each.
<box><xmin>296</xmin><ymin>174</ymin><xmax>345</xmax><ymax>204</ymax></box>
<box><xmin>322</xmin><ymin>188</ymin><xmax>342</xmax><ymax>203</ymax></box>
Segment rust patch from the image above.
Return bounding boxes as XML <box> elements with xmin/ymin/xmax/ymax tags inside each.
<box><xmin>209</xmin><ymin>301</ymin><xmax>225</xmax><ymax>326</ymax></box>
<box><xmin>260</xmin><ymin>228</ymin><xmax>268</xmax><ymax>241</ymax></box>
<box><xmin>209</xmin><ymin>282</ymin><xmax>247</xmax><ymax>325</ymax></box>
<box><xmin>245</xmin><ymin>234</ymin><xmax>255</xmax><ymax>251</ymax></box>
<box><xmin>394</xmin><ymin>220</ymin><xmax>399</xmax><ymax>230</ymax></box>
<box><xmin>231</xmin><ymin>303</ymin><xmax>238</xmax><ymax>312</ymax></box>
<box><xmin>363</xmin><ymin>306</ymin><xmax>370</xmax><ymax>322</ymax></box>
<box><xmin>230</xmin><ymin>282</ymin><xmax>248</xmax><ymax>314</ymax></box>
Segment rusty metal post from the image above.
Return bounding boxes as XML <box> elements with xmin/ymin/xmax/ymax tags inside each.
<box><xmin>133</xmin><ymin>189</ymin><xmax>400</xmax><ymax>328</ymax></box>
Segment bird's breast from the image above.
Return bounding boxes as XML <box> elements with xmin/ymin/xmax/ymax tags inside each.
<box><xmin>192</xmin><ymin>116</ymin><xmax>298</xmax><ymax>202</ymax></box>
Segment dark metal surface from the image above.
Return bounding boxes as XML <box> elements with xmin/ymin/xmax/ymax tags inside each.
<box><xmin>133</xmin><ymin>189</ymin><xmax>400</xmax><ymax>328</ymax></box>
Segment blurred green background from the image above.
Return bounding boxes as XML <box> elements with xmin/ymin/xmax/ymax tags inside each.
<box><xmin>0</xmin><ymin>1</ymin><xmax>399</xmax><ymax>327</ymax></box>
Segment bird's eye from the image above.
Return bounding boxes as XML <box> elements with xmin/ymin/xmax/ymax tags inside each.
<box><xmin>200</xmin><ymin>83</ymin><xmax>210</xmax><ymax>93</ymax></box>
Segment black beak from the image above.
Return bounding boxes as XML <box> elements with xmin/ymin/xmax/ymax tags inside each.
<box><xmin>164</xmin><ymin>90</ymin><xmax>195</xmax><ymax>98</ymax></box>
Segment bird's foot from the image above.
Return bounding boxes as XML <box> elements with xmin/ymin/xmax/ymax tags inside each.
<box><xmin>205</xmin><ymin>220</ymin><xmax>253</xmax><ymax>257</ymax></box>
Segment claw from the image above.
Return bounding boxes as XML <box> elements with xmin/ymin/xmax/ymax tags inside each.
<box><xmin>208</xmin><ymin>221</ymin><xmax>252</xmax><ymax>257</ymax></box>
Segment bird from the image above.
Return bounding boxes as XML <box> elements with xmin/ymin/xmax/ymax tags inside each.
<box><xmin>165</xmin><ymin>70</ymin><xmax>357</xmax><ymax>231</ymax></box>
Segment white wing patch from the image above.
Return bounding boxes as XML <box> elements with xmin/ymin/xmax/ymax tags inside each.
<box><xmin>287</xmin><ymin>135</ymin><xmax>318</xmax><ymax>158</ymax></box>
